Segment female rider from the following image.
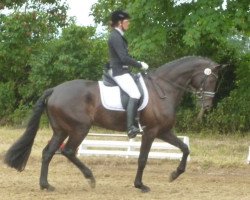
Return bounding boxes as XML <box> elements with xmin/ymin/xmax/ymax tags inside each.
<box><xmin>108</xmin><ymin>10</ymin><xmax>149</xmax><ymax>138</ymax></box>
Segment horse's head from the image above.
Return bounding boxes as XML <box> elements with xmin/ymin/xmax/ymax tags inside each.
<box><xmin>190</xmin><ymin>63</ymin><xmax>222</xmax><ymax>111</ymax></box>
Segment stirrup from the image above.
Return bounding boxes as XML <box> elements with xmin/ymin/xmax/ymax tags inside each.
<box><xmin>127</xmin><ymin>126</ymin><xmax>140</xmax><ymax>139</ymax></box>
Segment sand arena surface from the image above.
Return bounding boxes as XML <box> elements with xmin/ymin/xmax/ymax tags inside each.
<box><xmin>1</xmin><ymin>155</ymin><xmax>250</xmax><ymax>200</ymax></box>
<box><xmin>1</xmin><ymin>128</ymin><xmax>250</xmax><ymax>200</ymax></box>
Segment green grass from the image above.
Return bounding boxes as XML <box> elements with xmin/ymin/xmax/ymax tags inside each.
<box><xmin>189</xmin><ymin>133</ymin><xmax>250</xmax><ymax>168</ymax></box>
<box><xmin>1</xmin><ymin>127</ymin><xmax>249</xmax><ymax>168</ymax></box>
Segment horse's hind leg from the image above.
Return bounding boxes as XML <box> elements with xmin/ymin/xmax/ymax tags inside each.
<box><xmin>157</xmin><ymin>130</ymin><xmax>190</xmax><ymax>182</ymax></box>
<box><xmin>61</xmin><ymin>129</ymin><xmax>96</xmax><ymax>189</ymax></box>
<box><xmin>40</xmin><ymin>132</ymin><xmax>67</xmax><ymax>191</ymax></box>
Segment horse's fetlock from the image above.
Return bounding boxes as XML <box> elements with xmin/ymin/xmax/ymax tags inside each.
<box><xmin>83</xmin><ymin>168</ymin><xmax>93</xmax><ymax>178</ymax></box>
<box><xmin>177</xmin><ymin>167</ymin><xmax>185</xmax><ymax>174</ymax></box>
<box><xmin>134</xmin><ymin>181</ymin><xmax>142</xmax><ymax>188</ymax></box>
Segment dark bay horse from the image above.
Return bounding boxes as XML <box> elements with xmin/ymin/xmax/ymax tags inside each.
<box><xmin>4</xmin><ymin>56</ymin><xmax>221</xmax><ymax>192</ymax></box>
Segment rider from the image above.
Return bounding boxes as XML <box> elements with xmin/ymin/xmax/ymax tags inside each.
<box><xmin>108</xmin><ymin>10</ymin><xmax>149</xmax><ymax>139</ymax></box>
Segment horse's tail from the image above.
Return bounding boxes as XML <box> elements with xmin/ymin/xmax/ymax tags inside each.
<box><xmin>4</xmin><ymin>88</ymin><xmax>53</xmax><ymax>172</ymax></box>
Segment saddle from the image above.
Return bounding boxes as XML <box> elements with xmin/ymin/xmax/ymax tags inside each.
<box><xmin>98</xmin><ymin>72</ymin><xmax>149</xmax><ymax>111</ymax></box>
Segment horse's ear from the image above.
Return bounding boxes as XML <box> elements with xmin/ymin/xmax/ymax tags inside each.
<box><xmin>213</xmin><ymin>64</ymin><xmax>228</xmax><ymax>69</ymax></box>
<box><xmin>221</xmin><ymin>64</ymin><xmax>229</xmax><ymax>68</ymax></box>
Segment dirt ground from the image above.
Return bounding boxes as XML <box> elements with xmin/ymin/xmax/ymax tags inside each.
<box><xmin>0</xmin><ymin>155</ymin><xmax>250</xmax><ymax>200</ymax></box>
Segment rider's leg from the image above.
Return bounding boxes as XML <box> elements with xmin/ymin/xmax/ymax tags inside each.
<box><xmin>126</xmin><ymin>97</ymin><xmax>140</xmax><ymax>138</ymax></box>
<box><xmin>113</xmin><ymin>73</ymin><xmax>141</xmax><ymax>138</ymax></box>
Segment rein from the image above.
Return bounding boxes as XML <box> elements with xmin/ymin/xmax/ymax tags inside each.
<box><xmin>147</xmin><ymin>69</ymin><xmax>218</xmax><ymax>102</ymax></box>
<box><xmin>147</xmin><ymin>75</ymin><xmax>168</xmax><ymax>99</ymax></box>
<box><xmin>147</xmin><ymin>74</ymin><xmax>194</xmax><ymax>99</ymax></box>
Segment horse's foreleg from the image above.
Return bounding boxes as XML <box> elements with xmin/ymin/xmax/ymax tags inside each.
<box><xmin>157</xmin><ymin>130</ymin><xmax>190</xmax><ymax>182</ymax></box>
<box><xmin>61</xmin><ymin>133</ymin><xmax>96</xmax><ymax>189</ymax></box>
<box><xmin>134</xmin><ymin>133</ymin><xmax>154</xmax><ymax>193</ymax></box>
<box><xmin>40</xmin><ymin>133</ymin><xmax>67</xmax><ymax>191</ymax></box>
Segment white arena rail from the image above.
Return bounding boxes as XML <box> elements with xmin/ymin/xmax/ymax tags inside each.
<box><xmin>248</xmin><ymin>146</ymin><xmax>250</xmax><ymax>164</ymax></box>
<box><xmin>77</xmin><ymin>133</ymin><xmax>190</xmax><ymax>160</ymax></box>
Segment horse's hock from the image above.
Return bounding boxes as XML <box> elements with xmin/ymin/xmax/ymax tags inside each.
<box><xmin>77</xmin><ymin>133</ymin><xmax>190</xmax><ymax>160</ymax></box>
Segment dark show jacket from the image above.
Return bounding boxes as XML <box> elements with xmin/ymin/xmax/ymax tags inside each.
<box><xmin>108</xmin><ymin>29</ymin><xmax>142</xmax><ymax>76</ymax></box>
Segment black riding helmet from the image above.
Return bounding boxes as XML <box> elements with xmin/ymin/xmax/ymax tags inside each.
<box><xmin>111</xmin><ymin>10</ymin><xmax>130</xmax><ymax>27</ymax></box>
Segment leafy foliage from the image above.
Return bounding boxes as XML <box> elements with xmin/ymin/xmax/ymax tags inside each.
<box><xmin>206</xmin><ymin>54</ymin><xmax>250</xmax><ymax>133</ymax></box>
<box><xmin>0</xmin><ymin>1</ymin><xmax>69</xmax><ymax>122</ymax></box>
<box><xmin>0</xmin><ymin>0</ymin><xmax>249</xmax><ymax>133</ymax></box>
<box><xmin>92</xmin><ymin>0</ymin><xmax>250</xmax><ymax>132</ymax></box>
<box><xmin>27</xmin><ymin>25</ymin><xmax>107</xmax><ymax>99</ymax></box>
<box><xmin>0</xmin><ymin>82</ymin><xmax>15</xmax><ymax>121</ymax></box>
<box><xmin>0</xmin><ymin>1</ymin><xmax>107</xmax><ymax>124</ymax></box>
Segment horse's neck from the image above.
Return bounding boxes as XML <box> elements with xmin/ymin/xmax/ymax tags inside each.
<box><xmin>147</xmin><ymin>64</ymin><xmax>196</xmax><ymax>107</ymax></box>
<box><xmin>154</xmin><ymin>64</ymin><xmax>195</xmax><ymax>90</ymax></box>
<box><xmin>159</xmin><ymin>64</ymin><xmax>195</xmax><ymax>82</ymax></box>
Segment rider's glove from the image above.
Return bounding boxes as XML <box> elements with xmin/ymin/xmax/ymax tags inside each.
<box><xmin>139</xmin><ymin>61</ymin><xmax>149</xmax><ymax>70</ymax></box>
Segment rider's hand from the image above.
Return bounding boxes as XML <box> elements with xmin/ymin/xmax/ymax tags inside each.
<box><xmin>140</xmin><ymin>61</ymin><xmax>149</xmax><ymax>70</ymax></box>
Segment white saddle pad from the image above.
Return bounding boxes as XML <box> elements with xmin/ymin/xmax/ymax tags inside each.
<box><xmin>98</xmin><ymin>74</ymin><xmax>149</xmax><ymax>111</ymax></box>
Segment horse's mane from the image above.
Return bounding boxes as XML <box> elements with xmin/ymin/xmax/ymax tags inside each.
<box><xmin>156</xmin><ymin>56</ymin><xmax>214</xmax><ymax>73</ymax></box>
<box><xmin>145</xmin><ymin>56</ymin><xmax>218</xmax><ymax>81</ymax></box>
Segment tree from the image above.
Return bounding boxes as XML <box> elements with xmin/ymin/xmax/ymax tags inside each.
<box><xmin>91</xmin><ymin>0</ymin><xmax>250</xmax><ymax>132</ymax></box>
<box><xmin>0</xmin><ymin>0</ymin><xmax>108</xmax><ymax>124</ymax></box>
<box><xmin>0</xmin><ymin>0</ymin><xmax>69</xmax><ymax>123</ymax></box>
<box><xmin>91</xmin><ymin>0</ymin><xmax>249</xmax><ymax>63</ymax></box>
<box><xmin>26</xmin><ymin>25</ymin><xmax>107</xmax><ymax>100</ymax></box>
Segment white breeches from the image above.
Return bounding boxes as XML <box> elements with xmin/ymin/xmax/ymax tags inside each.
<box><xmin>113</xmin><ymin>73</ymin><xmax>141</xmax><ymax>100</ymax></box>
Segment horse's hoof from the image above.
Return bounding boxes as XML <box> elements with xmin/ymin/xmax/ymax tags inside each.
<box><xmin>135</xmin><ymin>184</ymin><xmax>151</xmax><ymax>193</ymax></box>
<box><xmin>141</xmin><ymin>185</ymin><xmax>151</xmax><ymax>193</ymax></box>
<box><xmin>88</xmin><ymin>177</ymin><xmax>96</xmax><ymax>189</ymax></box>
<box><xmin>40</xmin><ymin>184</ymin><xmax>56</xmax><ymax>191</ymax></box>
<box><xmin>169</xmin><ymin>171</ymin><xmax>179</xmax><ymax>182</ymax></box>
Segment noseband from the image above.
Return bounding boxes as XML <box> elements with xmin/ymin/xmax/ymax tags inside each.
<box><xmin>196</xmin><ymin>72</ymin><xmax>218</xmax><ymax>98</ymax></box>
<box><xmin>195</xmin><ymin>70</ymin><xmax>218</xmax><ymax>108</ymax></box>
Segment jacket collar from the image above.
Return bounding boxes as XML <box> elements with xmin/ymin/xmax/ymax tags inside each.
<box><xmin>115</xmin><ymin>27</ymin><xmax>124</xmax><ymax>36</ymax></box>
<box><xmin>113</xmin><ymin>28</ymin><xmax>128</xmax><ymax>44</ymax></box>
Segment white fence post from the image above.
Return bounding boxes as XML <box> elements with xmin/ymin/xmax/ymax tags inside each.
<box><xmin>77</xmin><ymin>133</ymin><xmax>190</xmax><ymax>161</ymax></box>
<box><xmin>247</xmin><ymin>146</ymin><xmax>250</xmax><ymax>164</ymax></box>
<box><xmin>127</xmin><ymin>138</ymin><xmax>135</xmax><ymax>158</ymax></box>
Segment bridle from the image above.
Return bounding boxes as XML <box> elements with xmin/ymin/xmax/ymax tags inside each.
<box><xmin>148</xmin><ymin>65</ymin><xmax>219</xmax><ymax>108</ymax></box>
<box><xmin>194</xmin><ymin>71</ymin><xmax>218</xmax><ymax>109</ymax></box>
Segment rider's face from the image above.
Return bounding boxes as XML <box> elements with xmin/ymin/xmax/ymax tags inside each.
<box><xmin>121</xmin><ymin>19</ymin><xmax>130</xmax><ymax>31</ymax></box>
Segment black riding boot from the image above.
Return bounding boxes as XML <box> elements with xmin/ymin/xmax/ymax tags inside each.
<box><xmin>127</xmin><ymin>98</ymin><xmax>140</xmax><ymax>139</ymax></box>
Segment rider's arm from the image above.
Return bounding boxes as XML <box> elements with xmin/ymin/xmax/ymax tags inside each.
<box><xmin>108</xmin><ymin>31</ymin><xmax>142</xmax><ymax>68</ymax></box>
